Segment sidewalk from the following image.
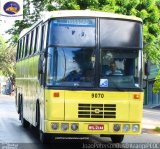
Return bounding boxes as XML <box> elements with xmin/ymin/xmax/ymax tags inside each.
<box><xmin>142</xmin><ymin>107</ymin><xmax>160</xmax><ymax>130</ymax></box>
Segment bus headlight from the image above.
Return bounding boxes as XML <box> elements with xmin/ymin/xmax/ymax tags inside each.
<box><xmin>61</xmin><ymin>123</ymin><xmax>69</xmax><ymax>131</ymax></box>
<box><xmin>123</xmin><ymin>124</ymin><xmax>130</xmax><ymax>132</ymax></box>
<box><xmin>71</xmin><ymin>123</ymin><xmax>78</xmax><ymax>131</ymax></box>
<box><xmin>113</xmin><ymin>124</ymin><xmax>120</xmax><ymax>132</ymax></box>
<box><xmin>132</xmin><ymin>124</ymin><xmax>139</xmax><ymax>132</ymax></box>
<box><xmin>51</xmin><ymin>123</ymin><xmax>59</xmax><ymax>130</ymax></box>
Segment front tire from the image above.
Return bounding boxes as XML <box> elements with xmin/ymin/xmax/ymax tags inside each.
<box><xmin>110</xmin><ymin>135</ymin><xmax>124</xmax><ymax>143</ymax></box>
<box><xmin>40</xmin><ymin>131</ymin><xmax>53</xmax><ymax>144</ymax></box>
<box><xmin>36</xmin><ymin>102</ymin><xmax>53</xmax><ymax>144</ymax></box>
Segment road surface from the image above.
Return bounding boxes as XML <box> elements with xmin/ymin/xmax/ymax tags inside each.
<box><xmin>0</xmin><ymin>95</ymin><xmax>160</xmax><ymax>149</ymax></box>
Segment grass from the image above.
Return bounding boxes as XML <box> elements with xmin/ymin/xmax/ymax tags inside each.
<box><xmin>153</xmin><ymin>127</ymin><xmax>160</xmax><ymax>132</ymax></box>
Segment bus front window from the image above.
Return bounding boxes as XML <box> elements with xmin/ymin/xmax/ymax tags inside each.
<box><xmin>100</xmin><ymin>49</ymin><xmax>142</xmax><ymax>89</ymax></box>
<box><xmin>46</xmin><ymin>47</ymin><xmax>95</xmax><ymax>87</ymax></box>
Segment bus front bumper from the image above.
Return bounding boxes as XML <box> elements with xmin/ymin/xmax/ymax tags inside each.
<box><xmin>45</xmin><ymin>120</ymin><xmax>141</xmax><ymax>135</ymax></box>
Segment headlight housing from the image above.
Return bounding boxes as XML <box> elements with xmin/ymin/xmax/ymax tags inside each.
<box><xmin>61</xmin><ymin>123</ymin><xmax>69</xmax><ymax>131</ymax></box>
<box><xmin>132</xmin><ymin>124</ymin><xmax>139</xmax><ymax>132</ymax></box>
<box><xmin>123</xmin><ymin>124</ymin><xmax>130</xmax><ymax>132</ymax></box>
<box><xmin>51</xmin><ymin>123</ymin><xmax>59</xmax><ymax>130</ymax></box>
<box><xmin>71</xmin><ymin>123</ymin><xmax>78</xmax><ymax>131</ymax></box>
<box><xmin>113</xmin><ymin>124</ymin><xmax>120</xmax><ymax>132</ymax></box>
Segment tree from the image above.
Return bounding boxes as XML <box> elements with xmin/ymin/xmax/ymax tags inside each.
<box><xmin>153</xmin><ymin>0</ymin><xmax>160</xmax><ymax>93</ymax></box>
<box><xmin>153</xmin><ymin>34</ymin><xmax>160</xmax><ymax>93</ymax></box>
<box><xmin>0</xmin><ymin>35</ymin><xmax>16</xmax><ymax>76</ymax></box>
<box><xmin>6</xmin><ymin>0</ymin><xmax>48</xmax><ymax>44</ymax></box>
<box><xmin>0</xmin><ymin>36</ymin><xmax>7</xmax><ymax>70</ymax></box>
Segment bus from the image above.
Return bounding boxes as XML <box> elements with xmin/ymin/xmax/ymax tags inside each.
<box><xmin>15</xmin><ymin>10</ymin><xmax>144</xmax><ymax>143</ymax></box>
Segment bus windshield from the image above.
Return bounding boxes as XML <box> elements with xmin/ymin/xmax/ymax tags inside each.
<box><xmin>47</xmin><ymin>18</ymin><xmax>142</xmax><ymax>89</ymax></box>
<box><xmin>100</xmin><ymin>49</ymin><xmax>142</xmax><ymax>89</ymax></box>
<box><xmin>46</xmin><ymin>47</ymin><xmax>95</xmax><ymax>87</ymax></box>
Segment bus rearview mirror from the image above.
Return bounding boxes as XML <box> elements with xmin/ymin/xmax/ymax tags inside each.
<box><xmin>144</xmin><ymin>61</ymin><xmax>150</xmax><ymax>76</ymax></box>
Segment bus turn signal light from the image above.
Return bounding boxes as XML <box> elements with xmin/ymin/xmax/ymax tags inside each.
<box><xmin>133</xmin><ymin>94</ymin><xmax>140</xmax><ymax>100</ymax></box>
<box><xmin>53</xmin><ymin>92</ymin><xmax>60</xmax><ymax>97</ymax></box>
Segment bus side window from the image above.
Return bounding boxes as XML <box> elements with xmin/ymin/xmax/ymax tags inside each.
<box><xmin>29</xmin><ymin>31</ymin><xmax>34</xmax><ymax>56</ymax></box>
<box><xmin>27</xmin><ymin>33</ymin><xmax>31</xmax><ymax>57</ymax></box>
<box><xmin>24</xmin><ymin>34</ymin><xmax>29</xmax><ymax>57</ymax></box>
<box><xmin>17</xmin><ymin>40</ymin><xmax>22</xmax><ymax>60</ymax></box>
<box><xmin>44</xmin><ymin>23</ymin><xmax>48</xmax><ymax>50</ymax></box>
<box><xmin>40</xmin><ymin>23</ymin><xmax>48</xmax><ymax>51</ymax></box>
<box><xmin>20</xmin><ymin>37</ymin><xmax>25</xmax><ymax>59</ymax></box>
<box><xmin>31</xmin><ymin>29</ymin><xmax>35</xmax><ymax>54</ymax></box>
<box><xmin>34</xmin><ymin>26</ymin><xmax>39</xmax><ymax>53</ymax></box>
<box><xmin>40</xmin><ymin>25</ymin><xmax>45</xmax><ymax>51</ymax></box>
<box><xmin>16</xmin><ymin>41</ymin><xmax>19</xmax><ymax>61</ymax></box>
<box><xmin>21</xmin><ymin>37</ymin><xmax>25</xmax><ymax>59</ymax></box>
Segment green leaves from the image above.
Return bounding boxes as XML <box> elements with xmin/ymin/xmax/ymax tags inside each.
<box><xmin>0</xmin><ymin>35</ymin><xmax>16</xmax><ymax>76</ymax></box>
<box><xmin>153</xmin><ymin>70</ymin><xmax>160</xmax><ymax>93</ymax></box>
<box><xmin>139</xmin><ymin>9</ymin><xmax>149</xmax><ymax>19</ymax></box>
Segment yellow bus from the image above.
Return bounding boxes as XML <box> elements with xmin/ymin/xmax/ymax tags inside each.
<box><xmin>15</xmin><ymin>10</ymin><xmax>144</xmax><ymax>143</ymax></box>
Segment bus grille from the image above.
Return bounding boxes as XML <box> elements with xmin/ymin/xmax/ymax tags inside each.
<box><xmin>78</xmin><ymin>104</ymin><xmax>116</xmax><ymax>118</ymax></box>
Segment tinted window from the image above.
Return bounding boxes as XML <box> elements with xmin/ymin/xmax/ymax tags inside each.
<box><xmin>34</xmin><ymin>27</ymin><xmax>39</xmax><ymax>53</ymax></box>
<box><xmin>21</xmin><ymin>37</ymin><xmax>25</xmax><ymax>59</ymax></box>
<box><xmin>100</xmin><ymin>49</ymin><xmax>142</xmax><ymax>88</ymax></box>
<box><xmin>40</xmin><ymin>25</ymin><xmax>46</xmax><ymax>51</ymax></box>
<box><xmin>25</xmin><ymin>35</ymin><xmax>29</xmax><ymax>57</ymax></box>
<box><xmin>46</xmin><ymin>47</ymin><xmax>95</xmax><ymax>87</ymax></box>
<box><xmin>17</xmin><ymin>40</ymin><xmax>22</xmax><ymax>60</ymax></box>
<box><xmin>27</xmin><ymin>34</ymin><xmax>31</xmax><ymax>56</ymax></box>
<box><xmin>29</xmin><ymin>30</ymin><xmax>34</xmax><ymax>55</ymax></box>
<box><xmin>16</xmin><ymin>41</ymin><xmax>20</xmax><ymax>60</ymax></box>
<box><xmin>100</xmin><ymin>19</ymin><xmax>142</xmax><ymax>49</ymax></box>
<box><xmin>49</xmin><ymin>18</ymin><xmax>96</xmax><ymax>47</ymax></box>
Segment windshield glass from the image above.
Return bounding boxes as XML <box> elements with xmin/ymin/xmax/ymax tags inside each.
<box><xmin>100</xmin><ymin>49</ymin><xmax>142</xmax><ymax>89</ymax></box>
<box><xmin>49</xmin><ymin>18</ymin><xmax>96</xmax><ymax>47</ymax></box>
<box><xmin>46</xmin><ymin>18</ymin><xmax>142</xmax><ymax>90</ymax></box>
<box><xmin>46</xmin><ymin>47</ymin><xmax>95</xmax><ymax>87</ymax></box>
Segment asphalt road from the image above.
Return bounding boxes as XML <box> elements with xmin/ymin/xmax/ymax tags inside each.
<box><xmin>142</xmin><ymin>109</ymin><xmax>160</xmax><ymax>129</ymax></box>
<box><xmin>0</xmin><ymin>95</ymin><xmax>160</xmax><ymax>149</ymax></box>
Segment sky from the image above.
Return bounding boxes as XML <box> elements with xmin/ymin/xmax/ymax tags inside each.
<box><xmin>0</xmin><ymin>20</ymin><xmax>15</xmax><ymax>41</ymax></box>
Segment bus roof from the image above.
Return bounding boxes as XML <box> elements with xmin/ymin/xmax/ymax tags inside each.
<box><xmin>42</xmin><ymin>10</ymin><xmax>142</xmax><ymax>22</ymax></box>
<box><xmin>19</xmin><ymin>10</ymin><xmax>142</xmax><ymax>39</ymax></box>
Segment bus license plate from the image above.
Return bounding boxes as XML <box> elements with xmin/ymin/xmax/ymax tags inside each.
<box><xmin>88</xmin><ymin>124</ymin><xmax>104</xmax><ymax>130</ymax></box>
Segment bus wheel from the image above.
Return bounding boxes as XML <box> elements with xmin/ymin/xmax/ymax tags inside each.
<box><xmin>37</xmin><ymin>102</ymin><xmax>53</xmax><ymax>144</ymax></box>
<box><xmin>40</xmin><ymin>131</ymin><xmax>53</xmax><ymax>144</ymax></box>
<box><xmin>20</xmin><ymin>102</ymin><xmax>29</xmax><ymax>128</ymax></box>
<box><xmin>110</xmin><ymin>135</ymin><xmax>124</xmax><ymax>143</ymax></box>
<box><xmin>17</xmin><ymin>94</ymin><xmax>21</xmax><ymax>114</ymax></box>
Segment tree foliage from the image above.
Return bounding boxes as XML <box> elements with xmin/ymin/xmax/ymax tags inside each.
<box><xmin>6</xmin><ymin>0</ymin><xmax>160</xmax><ymax>91</ymax></box>
<box><xmin>0</xmin><ymin>35</ymin><xmax>16</xmax><ymax>76</ymax></box>
<box><xmin>0</xmin><ymin>36</ymin><xmax>6</xmax><ymax>64</ymax></box>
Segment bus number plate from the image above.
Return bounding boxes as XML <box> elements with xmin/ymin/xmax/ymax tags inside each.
<box><xmin>88</xmin><ymin>124</ymin><xmax>104</xmax><ymax>130</ymax></box>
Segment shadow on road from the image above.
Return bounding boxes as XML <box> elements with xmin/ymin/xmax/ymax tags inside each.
<box><xmin>10</xmin><ymin>126</ymin><xmax>125</xmax><ymax>149</ymax></box>
<box><xmin>2</xmin><ymin>141</ymin><xmax>125</xmax><ymax>149</ymax></box>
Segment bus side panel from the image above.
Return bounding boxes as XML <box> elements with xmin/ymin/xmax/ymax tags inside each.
<box><xmin>30</xmin><ymin>55</ymin><xmax>45</xmax><ymax>131</ymax></box>
<box><xmin>32</xmin><ymin>55</ymin><xmax>40</xmax><ymax>127</ymax></box>
<box><xmin>22</xmin><ymin>58</ymin><xmax>29</xmax><ymax>121</ymax></box>
<box><xmin>28</xmin><ymin>56</ymin><xmax>34</xmax><ymax>124</ymax></box>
